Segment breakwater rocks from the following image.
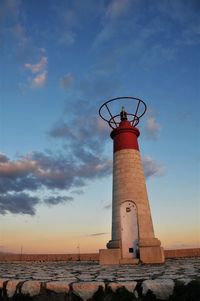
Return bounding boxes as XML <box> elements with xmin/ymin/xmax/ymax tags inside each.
<box><xmin>0</xmin><ymin>258</ymin><xmax>199</xmax><ymax>300</ymax></box>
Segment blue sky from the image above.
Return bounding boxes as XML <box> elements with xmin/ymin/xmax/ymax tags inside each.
<box><xmin>0</xmin><ymin>0</ymin><xmax>199</xmax><ymax>254</ymax></box>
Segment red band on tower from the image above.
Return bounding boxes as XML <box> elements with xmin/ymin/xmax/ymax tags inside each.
<box><xmin>110</xmin><ymin>120</ymin><xmax>140</xmax><ymax>152</ymax></box>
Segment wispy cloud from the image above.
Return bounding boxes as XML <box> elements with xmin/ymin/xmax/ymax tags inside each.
<box><xmin>32</xmin><ymin>71</ymin><xmax>47</xmax><ymax>88</ymax></box>
<box><xmin>0</xmin><ymin>0</ymin><xmax>50</xmax><ymax>92</ymax></box>
<box><xmin>59</xmin><ymin>31</ymin><xmax>76</xmax><ymax>46</ymax></box>
<box><xmin>106</xmin><ymin>0</ymin><xmax>131</xmax><ymax>19</ymax></box>
<box><xmin>0</xmin><ymin>0</ymin><xmax>30</xmax><ymax>51</ymax></box>
<box><xmin>0</xmin><ymin>0</ymin><xmax>20</xmax><ymax>22</ymax></box>
<box><xmin>103</xmin><ymin>203</ymin><xmax>112</xmax><ymax>210</ymax></box>
<box><xmin>143</xmin><ymin>116</ymin><xmax>161</xmax><ymax>140</ymax></box>
<box><xmin>24</xmin><ymin>56</ymin><xmax>48</xmax><ymax>73</ymax></box>
<box><xmin>71</xmin><ymin>189</ymin><xmax>84</xmax><ymax>195</ymax></box>
<box><xmin>93</xmin><ymin>0</ymin><xmax>200</xmax><ymax>69</ymax></box>
<box><xmin>143</xmin><ymin>156</ymin><xmax>165</xmax><ymax>178</ymax></box>
<box><xmin>93</xmin><ymin>0</ymin><xmax>133</xmax><ymax>46</ymax></box>
<box><xmin>88</xmin><ymin>232</ymin><xmax>108</xmax><ymax>237</ymax></box>
<box><xmin>24</xmin><ymin>55</ymin><xmax>48</xmax><ymax>88</ymax></box>
<box><xmin>11</xmin><ymin>23</ymin><xmax>29</xmax><ymax>48</ymax></box>
<box><xmin>60</xmin><ymin>73</ymin><xmax>74</xmax><ymax>89</ymax></box>
<box><xmin>44</xmin><ymin>196</ymin><xmax>73</xmax><ymax>206</ymax></box>
<box><xmin>49</xmin><ymin>115</ymin><xmax>110</xmax><ymax>153</ymax></box>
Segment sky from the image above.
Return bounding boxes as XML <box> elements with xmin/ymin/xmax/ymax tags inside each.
<box><xmin>0</xmin><ymin>0</ymin><xmax>199</xmax><ymax>254</ymax></box>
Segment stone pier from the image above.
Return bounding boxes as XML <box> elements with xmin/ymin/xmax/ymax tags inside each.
<box><xmin>0</xmin><ymin>257</ymin><xmax>199</xmax><ymax>300</ymax></box>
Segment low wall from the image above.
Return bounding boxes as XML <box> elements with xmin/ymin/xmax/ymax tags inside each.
<box><xmin>0</xmin><ymin>248</ymin><xmax>199</xmax><ymax>262</ymax></box>
<box><xmin>164</xmin><ymin>248</ymin><xmax>200</xmax><ymax>258</ymax></box>
<box><xmin>0</xmin><ymin>253</ymin><xmax>99</xmax><ymax>262</ymax></box>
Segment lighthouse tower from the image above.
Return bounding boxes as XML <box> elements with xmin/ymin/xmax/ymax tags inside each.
<box><xmin>99</xmin><ymin>97</ymin><xmax>164</xmax><ymax>264</ymax></box>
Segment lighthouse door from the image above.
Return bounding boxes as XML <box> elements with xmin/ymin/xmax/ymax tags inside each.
<box><xmin>120</xmin><ymin>201</ymin><xmax>138</xmax><ymax>259</ymax></box>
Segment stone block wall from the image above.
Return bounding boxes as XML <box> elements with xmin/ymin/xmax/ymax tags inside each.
<box><xmin>165</xmin><ymin>248</ymin><xmax>200</xmax><ymax>258</ymax></box>
<box><xmin>0</xmin><ymin>253</ymin><xmax>99</xmax><ymax>262</ymax></box>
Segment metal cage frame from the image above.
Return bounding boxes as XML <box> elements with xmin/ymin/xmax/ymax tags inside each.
<box><xmin>98</xmin><ymin>96</ymin><xmax>147</xmax><ymax>129</ymax></box>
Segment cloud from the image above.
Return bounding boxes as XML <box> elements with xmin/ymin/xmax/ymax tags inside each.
<box><xmin>0</xmin><ymin>150</ymin><xmax>163</xmax><ymax>216</ymax></box>
<box><xmin>59</xmin><ymin>31</ymin><xmax>76</xmax><ymax>46</ymax></box>
<box><xmin>0</xmin><ymin>0</ymin><xmax>50</xmax><ymax>94</ymax></box>
<box><xmin>78</xmin><ymin>68</ymin><xmax>122</xmax><ymax>100</ymax></box>
<box><xmin>0</xmin><ymin>0</ymin><xmax>31</xmax><ymax>52</ymax></box>
<box><xmin>88</xmin><ymin>232</ymin><xmax>108</xmax><ymax>237</ymax></box>
<box><xmin>93</xmin><ymin>0</ymin><xmax>133</xmax><ymax>46</ymax></box>
<box><xmin>44</xmin><ymin>196</ymin><xmax>73</xmax><ymax>206</ymax></box>
<box><xmin>156</xmin><ymin>0</ymin><xmax>200</xmax><ymax>23</ymax></box>
<box><xmin>143</xmin><ymin>156</ymin><xmax>165</xmax><ymax>178</ymax></box>
<box><xmin>71</xmin><ymin>189</ymin><xmax>84</xmax><ymax>195</ymax></box>
<box><xmin>0</xmin><ymin>109</ymin><xmax>163</xmax><ymax>217</ymax></box>
<box><xmin>106</xmin><ymin>0</ymin><xmax>131</xmax><ymax>19</ymax></box>
<box><xmin>11</xmin><ymin>23</ymin><xmax>29</xmax><ymax>48</ymax></box>
<box><xmin>103</xmin><ymin>203</ymin><xmax>112</xmax><ymax>210</ymax></box>
<box><xmin>0</xmin><ymin>193</ymin><xmax>40</xmax><ymax>215</ymax></box>
<box><xmin>0</xmin><ymin>158</ymin><xmax>36</xmax><ymax>177</ymax></box>
<box><xmin>51</xmin><ymin>0</ymin><xmax>105</xmax><ymax>47</ymax></box>
<box><xmin>0</xmin><ymin>0</ymin><xmax>20</xmax><ymax>21</ymax></box>
<box><xmin>24</xmin><ymin>56</ymin><xmax>48</xmax><ymax>73</ymax></box>
<box><xmin>49</xmin><ymin>114</ymin><xmax>110</xmax><ymax>154</ymax></box>
<box><xmin>24</xmin><ymin>55</ymin><xmax>48</xmax><ymax>88</ymax></box>
<box><xmin>31</xmin><ymin>71</ymin><xmax>47</xmax><ymax>88</ymax></box>
<box><xmin>93</xmin><ymin>0</ymin><xmax>200</xmax><ymax>70</ymax></box>
<box><xmin>143</xmin><ymin>117</ymin><xmax>161</xmax><ymax>140</ymax></box>
<box><xmin>0</xmin><ymin>153</ymin><xmax>9</xmax><ymax>163</ymax></box>
<box><xmin>48</xmin><ymin>121</ymin><xmax>75</xmax><ymax>139</ymax></box>
<box><xmin>0</xmin><ymin>148</ymin><xmax>111</xmax><ymax>215</ymax></box>
<box><xmin>60</xmin><ymin>73</ymin><xmax>74</xmax><ymax>89</ymax></box>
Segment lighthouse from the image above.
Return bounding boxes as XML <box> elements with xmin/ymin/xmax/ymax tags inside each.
<box><xmin>99</xmin><ymin>97</ymin><xmax>164</xmax><ymax>264</ymax></box>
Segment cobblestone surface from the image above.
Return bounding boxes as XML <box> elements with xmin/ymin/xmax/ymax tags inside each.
<box><xmin>0</xmin><ymin>258</ymin><xmax>199</xmax><ymax>282</ymax></box>
<box><xmin>0</xmin><ymin>258</ymin><xmax>200</xmax><ymax>300</ymax></box>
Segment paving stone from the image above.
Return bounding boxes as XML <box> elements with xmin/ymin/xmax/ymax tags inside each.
<box><xmin>62</xmin><ymin>277</ymin><xmax>77</xmax><ymax>282</ymax></box>
<box><xmin>0</xmin><ymin>278</ymin><xmax>8</xmax><ymax>289</ymax></box>
<box><xmin>6</xmin><ymin>279</ymin><xmax>23</xmax><ymax>298</ymax></box>
<box><xmin>0</xmin><ymin>257</ymin><xmax>199</xmax><ymax>299</ymax></box>
<box><xmin>21</xmin><ymin>280</ymin><xmax>41</xmax><ymax>296</ymax></box>
<box><xmin>32</xmin><ymin>275</ymin><xmax>53</xmax><ymax>280</ymax></box>
<box><xmin>108</xmin><ymin>281</ymin><xmax>137</xmax><ymax>293</ymax></box>
<box><xmin>2</xmin><ymin>274</ymin><xmax>16</xmax><ymax>278</ymax></box>
<box><xmin>142</xmin><ymin>279</ymin><xmax>175</xmax><ymax>300</ymax></box>
<box><xmin>46</xmin><ymin>281</ymin><xmax>70</xmax><ymax>293</ymax></box>
<box><xmin>158</xmin><ymin>274</ymin><xmax>180</xmax><ymax>280</ymax></box>
<box><xmin>72</xmin><ymin>281</ymin><xmax>105</xmax><ymax>301</ymax></box>
<box><xmin>78</xmin><ymin>274</ymin><xmax>95</xmax><ymax>281</ymax></box>
<box><xmin>178</xmin><ymin>278</ymin><xmax>192</xmax><ymax>285</ymax></box>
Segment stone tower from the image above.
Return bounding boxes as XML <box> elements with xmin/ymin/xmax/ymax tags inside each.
<box><xmin>99</xmin><ymin>97</ymin><xmax>164</xmax><ymax>264</ymax></box>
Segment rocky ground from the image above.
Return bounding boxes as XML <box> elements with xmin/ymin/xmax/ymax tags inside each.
<box><xmin>0</xmin><ymin>258</ymin><xmax>199</xmax><ymax>300</ymax></box>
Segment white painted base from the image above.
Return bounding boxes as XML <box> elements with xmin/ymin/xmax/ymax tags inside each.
<box><xmin>120</xmin><ymin>201</ymin><xmax>138</xmax><ymax>259</ymax></box>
